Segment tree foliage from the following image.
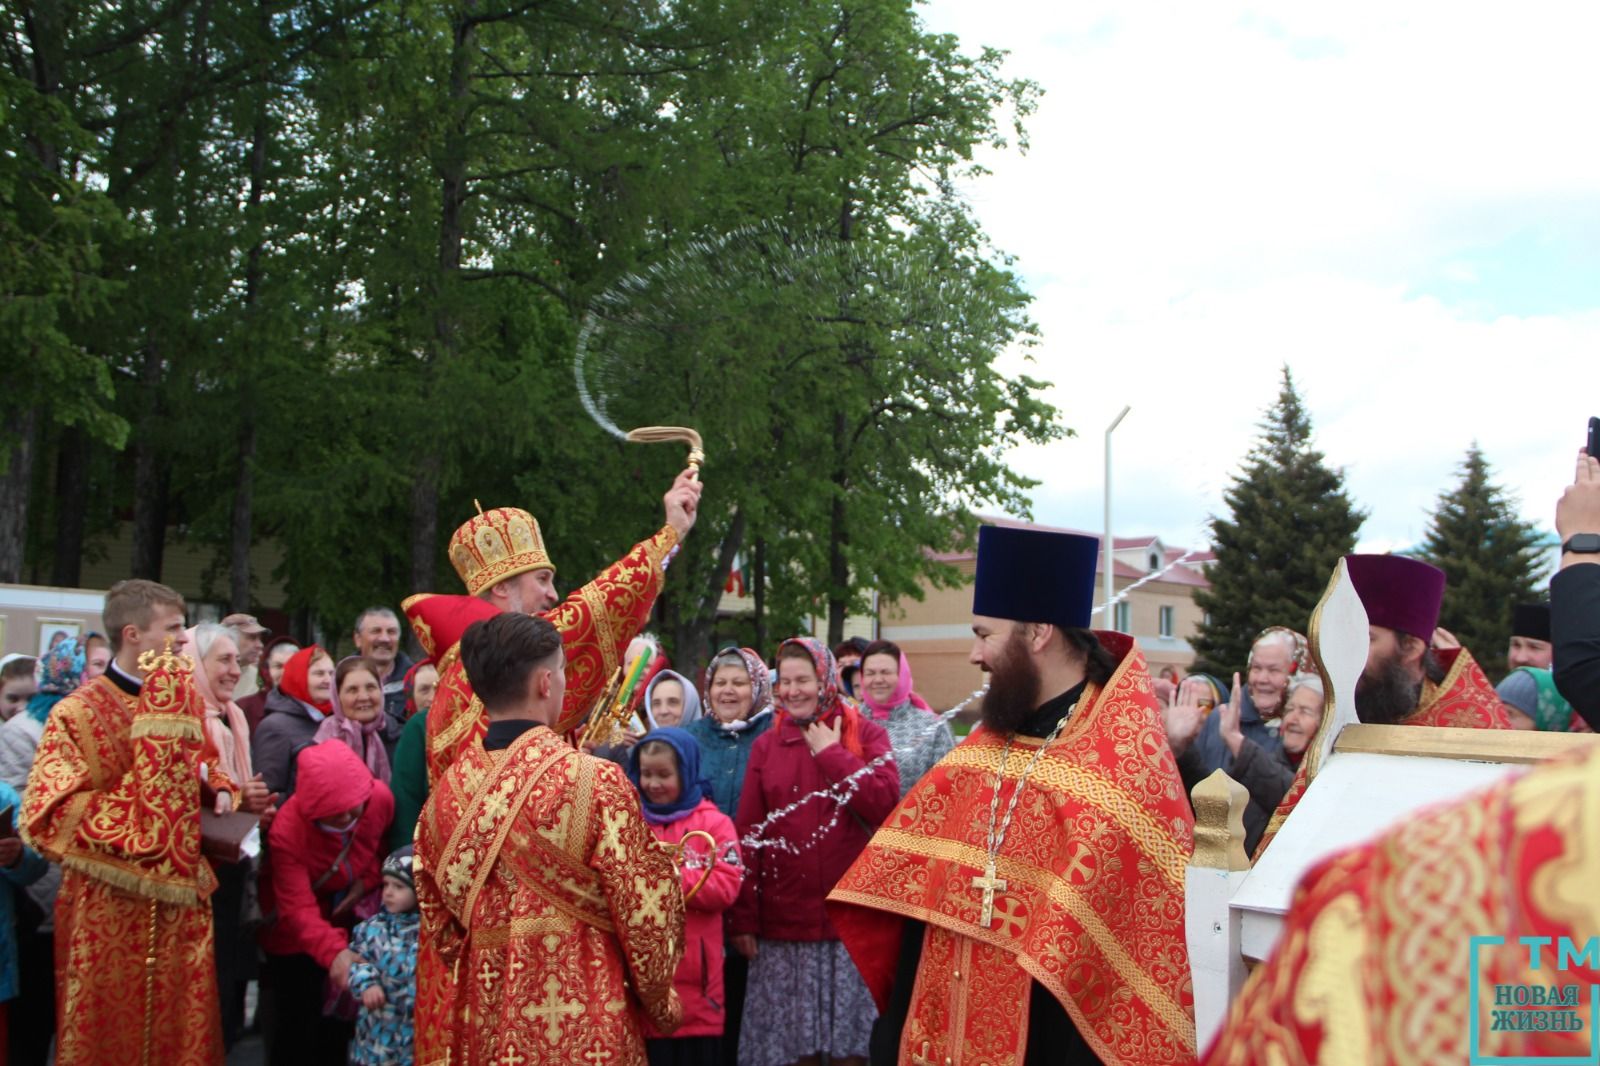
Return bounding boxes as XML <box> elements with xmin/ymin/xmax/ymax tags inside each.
<box><xmin>1417</xmin><ymin>445</ymin><xmax>1544</xmax><ymax>679</ymax></box>
<box><xmin>1192</xmin><ymin>366</ymin><xmax>1367</xmax><ymax>675</ymax></box>
<box><xmin>1</xmin><ymin>0</ymin><xmax>1061</xmax><ymax>662</ymax></box>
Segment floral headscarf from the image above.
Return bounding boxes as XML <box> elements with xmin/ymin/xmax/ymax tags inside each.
<box><xmin>700</xmin><ymin>647</ymin><xmax>773</xmax><ymax>731</ymax></box>
<box><xmin>27</xmin><ymin>636</ymin><xmax>90</xmax><ymax>724</ymax></box>
<box><xmin>775</xmin><ymin>637</ymin><xmax>865</xmax><ymax>758</ymax></box>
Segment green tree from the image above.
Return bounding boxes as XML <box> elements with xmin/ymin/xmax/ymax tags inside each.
<box><xmin>1417</xmin><ymin>444</ymin><xmax>1544</xmax><ymax>678</ymax></box>
<box><xmin>1192</xmin><ymin>366</ymin><xmax>1366</xmax><ymax>674</ymax></box>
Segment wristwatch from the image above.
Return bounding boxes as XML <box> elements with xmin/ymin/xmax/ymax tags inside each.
<box><xmin>1563</xmin><ymin>533</ymin><xmax>1600</xmax><ymax>554</ymax></box>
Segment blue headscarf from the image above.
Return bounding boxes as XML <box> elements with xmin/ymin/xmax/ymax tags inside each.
<box><xmin>27</xmin><ymin>636</ymin><xmax>90</xmax><ymax>724</ymax></box>
<box><xmin>627</xmin><ymin>727</ymin><xmax>710</xmax><ymax>825</ymax></box>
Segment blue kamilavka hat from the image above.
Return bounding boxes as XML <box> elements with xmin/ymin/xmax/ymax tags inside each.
<box><xmin>972</xmin><ymin>524</ymin><xmax>1101</xmax><ymax>630</ymax></box>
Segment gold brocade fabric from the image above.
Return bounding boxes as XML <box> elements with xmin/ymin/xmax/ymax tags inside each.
<box><xmin>1204</xmin><ymin>743</ymin><xmax>1600</xmax><ymax>1065</ymax></box>
<box><xmin>424</xmin><ymin>526</ymin><xmax>679</xmax><ymax>788</ymax></box>
<box><xmin>1254</xmin><ymin>645</ymin><xmax>1510</xmax><ymax>859</ymax></box>
<box><xmin>828</xmin><ymin>632</ymin><xmax>1197</xmax><ymax>1066</ymax></box>
<box><xmin>23</xmin><ymin>673</ymin><xmax>225</xmax><ymax>1066</ymax></box>
<box><xmin>415</xmin><ymin>726</ymin><xmax>685</xmax><ymax>1066</ymax></box>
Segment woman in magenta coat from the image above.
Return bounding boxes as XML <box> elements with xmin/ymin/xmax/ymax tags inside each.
<box><xmin>259</xmin><ymin>740</ymin><xmax>396</xmax><ymax>1066</ymax></box>
<box><xmin>728</xmin><ymin>638</ymin><xmax>899</xmax><ymax>1066</ymax></box>
<box><xmin>629</xmin><ymin>727</ymin><xmax>744</xmax><ymax>1065</ymax></box>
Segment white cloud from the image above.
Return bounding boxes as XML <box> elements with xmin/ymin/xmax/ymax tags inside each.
<box><xmin>920</xmin><ymin>0</ymin><xmax>1600</xmax><ymax>555</ymax></box>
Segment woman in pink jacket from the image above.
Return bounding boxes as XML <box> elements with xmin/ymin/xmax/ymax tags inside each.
<box><xmin>259</xmin><ymin>740</ymin><xmax>396</xmax><ymax>1066</ymax></box>
<box><xmin>628</xmin><ymin>727</ymin><xmax>743</xmax><ymax>1066</ymax></box>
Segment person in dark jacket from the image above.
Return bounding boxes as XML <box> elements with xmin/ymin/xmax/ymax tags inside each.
<box><xmin>1215</xmin><ymin>673</ymin><xmax>1326</xmax><ymax>836</ymax></box>
<box><xmin>239</xmin><ymin>636</ymin><xmax>301</xmax><ymax>736</ymax></box>
<box><xmin>728</xmin><ymin>638</ymin><xmax>898</xmax><ymax>1066</ymax></box>
<box><xmin>251</xmin><ymin>645</ymin><xmax>336</xmax><ymax>796</ymax></box>
<box><xmin>351</xmin><ymin>607</ymin><xmax>414</xmax><ymax>756</ymax></box>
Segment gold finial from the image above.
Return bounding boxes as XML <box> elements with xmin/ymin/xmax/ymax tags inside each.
<box><xmin>1190</xmin><ymin>769</ymin><xmax>1251</xmax><ymax>871</ymax></box>
<box><xmin>474</xmin><ymin>499</ymin><xmax>484</xmax><ymax>515</ymax></box>
<box><xmin>136</xmin><ymin>635</ymin><xmax>194</xmax><ymax>676</ymax></box>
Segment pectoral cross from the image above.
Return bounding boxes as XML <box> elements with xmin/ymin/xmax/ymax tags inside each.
<box><xmin>971</xmin><ymin>860</ymin><xmax>1007</xmax><ymax>928</ymax></box>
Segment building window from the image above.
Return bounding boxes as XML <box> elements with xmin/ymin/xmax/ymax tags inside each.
<box><xmin>1149</xmin><ymin>550</ymin><xmax>1162</xmax><ymax>572</ymax></box>
<box><xmin>1114</xmin><ymin>601</ymin><xmax>1131</xmax><ymax>634</ymax></box>
<box><xmin>1159</xmin><ymin>605</ymin><xmax>1175</xmax><ymax>637</ymax></box>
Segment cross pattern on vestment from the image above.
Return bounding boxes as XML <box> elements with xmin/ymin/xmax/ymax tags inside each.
<box><xmin>522</xmin><ymin>974</ymin><xmax>583</xmax><ymax>1044</ymax></box>
<box><xmin>498</xmin><ymin>1044</ymin><xmax>526</xmax><ymax>1066</ymax></box>
<box><xmin>1064</xmin><ymin>841</ymin><xmax>1096</xmax><ymax>885</ymax></box>
<box><xmin>630</xmin><ymin>876</ymin><xmax>669</xmax><ymax>927</ymax></box>
<box><xmin>599</xmin><ymin>808</ymin><xmax>629</xmax><ymax>860</ymax></box>
<box><xmin>583</xmin><ymin>1041</ymin><xmax>615</xmax><ymax>1065</ymax></box>
<box><xmin>971</xmin><ymin>861</ymin><xmax>1008</xmax><ymax>928</ymax></box>
<box><xmin>444</xmin><ymin>847</ymin><xmax>478</xmax><ymax>898</ymax></box>
<box><xmin>477</xmin><ymin>959</ymin><xmax>502</xmax><ymax>994</ymax></box>
<box><xmin>476</xmin><ymin>777</ymin><xmax>517</xmax><ymax>834</ymax></box>
<box><xmin>993</xmin><ymin>895</ymin><xmax>1027</xmax><ymax>939</ymax></box>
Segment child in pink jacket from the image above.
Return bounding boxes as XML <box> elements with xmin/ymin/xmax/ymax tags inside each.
<box><xmin>627</xmin><ymin>727</ymin><xmax>743</xmax><ymax>1065</ymax></box>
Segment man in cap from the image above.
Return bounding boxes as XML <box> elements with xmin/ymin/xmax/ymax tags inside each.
<box><xmin>221</xmin><ymin>612</ymin><xmax>269</xmax><ymax>698</ymax></box>
<box><xmin>828</xmin><ymin>524</ymin><xmax>1196</xmax><ymax>1066</ymax></box>
<box><xmin>1254</xmin><ymin>553</ymin><xmax>1508</xmax><ymax>856</ymax></box>
<box><xmin>1506</xmin><ymin>602</ymin><xmax>1553</xmax><ymax>672</ymax></box>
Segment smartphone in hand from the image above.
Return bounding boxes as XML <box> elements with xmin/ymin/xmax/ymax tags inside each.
<box><xmin>1588</xmin><ymin>416</ymin><xmax>1599</xmax><ymax>459</ymax></box>
<box><xmin>0</xmin><ymin>806</ymin><xmax>16</xmax><ymax>840</ymax></box>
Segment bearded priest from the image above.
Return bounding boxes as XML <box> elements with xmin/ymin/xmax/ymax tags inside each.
<box><xmin>827</xmin><ymin>524</ymin><xmax>1197</xmax><ymax>1066</ymax></box>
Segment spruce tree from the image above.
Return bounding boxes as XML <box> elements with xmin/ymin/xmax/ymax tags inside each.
<box><xmin>1417</xmin><ymin>445</ymin><xmax>1544</xmax><ymax>679</ymax></box>
<box><xmin>1192</xmin><ymin>366</ymin><xmax>1367</xmax><ymax>674</ymax></box>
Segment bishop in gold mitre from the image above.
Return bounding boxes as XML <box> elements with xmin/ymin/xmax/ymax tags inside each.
<box><xmin>405</xmin><ymin>468</ymin><xmax>700</xmax><ymax>1065</ymax></box>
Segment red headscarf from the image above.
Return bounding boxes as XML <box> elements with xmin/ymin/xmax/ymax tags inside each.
<box><xmin>279</xmin><ymin>645</ymin><xmax>334</xmax><ymax>715</ymax></box>
<box><xmin>776</xmin><ymin>637</ymin><xmax>866</xmax><ymax>759</ymax></box>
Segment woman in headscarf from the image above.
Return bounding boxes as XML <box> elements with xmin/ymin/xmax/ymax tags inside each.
<box><xmin>626</xmin><ymin>727</ymin><xmax>743</xmax><ymax>1065</ymax></box>
<box><xmin>258</xmin><ymin>741</ymin><xmax>394</xmax><ymax>1066</ymax></box>
<box><xmin>239</xmin><ymin>636</ymin><xmax>302</xmax><ymax>735</ymax></box>
<box><xmin>856</xmin><ymin>639</ymin><xmax>953</xmax><ymax>798</ymax></box>
<box><xmin>643</xmin><ymin>668</ymin><xmax>704</xmax><ymax>730</ymax></box>
<box><xmin>728</xmin><ymin>638</ymin><xmax>898</xmax><ymax>1066</ymax></box>
<box><xmin>1496</xmin><ymin>666</ymin><xmax>1578</xmax><ymax>732</ymax></box>
<box><xmin>252</xmin><ymin>645</ymin><xmax>337</xmax><ymax>796</ymax></box>
<box><xmin>314</xmin><ymin>656</ymin><xmax>391</xmax><ymax>784</ymax></box>
<box><xmin>685</xmin><ymin>648</ymin><xmax>776</xmax><ymax>819</ymax></box>
<box><xmin>187</xmin><ymin>622</ymin><xmax>263</xmax><ymax>1049</ymax></box>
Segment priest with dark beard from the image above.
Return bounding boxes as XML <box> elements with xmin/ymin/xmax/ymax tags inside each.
<box><xmin>826</xmin><ymin>525</ymin><xmax>1196</xmax><ymax>1066</ymax></box>
<box><xmin>1254</xmin><ymin>552</ymin><xmax>1510</xmax><ymax>856</ymax></box>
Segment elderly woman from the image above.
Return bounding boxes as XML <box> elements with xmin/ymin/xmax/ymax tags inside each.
<box><xmin>857</xmin><ymin>639</ymin><xmax>953</xmax><ymax>797</ymax></box>
<box><xmin>240</xmin><ymin>636</ymin><xmax>302</xmax><ymax>734</ymax></box>
<box><xmin>314</xmin><ymin>656</ymin><xmax>391</xmax><ymax>784</ymax></box>
<box><xmin>685</xmin><ymin>647</ymin><xmax>776</xmax><ymax>818</ymax></box>
<box><xmin>729</xmin><ymin>638</ymin><xmax>898</xmax><ymax>1066</ymax></box>
<box><xmin>252</xmin><ymin>645</ymin><xmax>337</xmax><ymax>796</ymax></box>
<box><xmin>187</xmin><ymin>622</ymin><xmax>264</xmax><ymax>1050</ymax></box>
<box><xmin>258</xmin><ymin>741</ymin><xmax>394</xmax><ymax>1066</ymax></box>
<box><xmin>1214</xmin><ymin>673</ymin><xmax>1325</xmax><ymax>853</ymax></box>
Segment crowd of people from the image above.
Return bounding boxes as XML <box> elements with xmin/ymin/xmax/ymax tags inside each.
<box><xmin>0</xmin><ymin>449</ymin><xmax>1595</xmax><ymax>1066</ymax></box>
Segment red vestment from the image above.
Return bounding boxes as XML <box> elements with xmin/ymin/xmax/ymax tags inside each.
<box><xmin>414</xmin><ymin>726</ymin><xmax>683</xmax><ymax>1066</ymax></box>
<box><xmin>827</xmin><ymin>633</ymin><xmax>1197</xmax><ymax>1066</ymax></box>
<box><xmin>1204</xmin><ymin>738</ymin><xmax>1600</xmax><ymax>1065</ymax></box>
<box><xmin>24</xmin><ymin>663</ymin><xmax>234</xmax><ymax>1066</ymax></box>
<box><xmin>418</xmin><ymin>526</ymin><xmax>678</xmax><ymax>786</ymax></box>
<box><xmin>1255</xmin><ymin>645</ymin><xmax>1510</xmax><ymax>857</ymax></box>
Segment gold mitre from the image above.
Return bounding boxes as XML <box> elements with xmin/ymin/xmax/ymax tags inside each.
<box><xmin>449</xmin><ymin>502</ymin><xmax>554</xmax><ymax>597</ymax></box>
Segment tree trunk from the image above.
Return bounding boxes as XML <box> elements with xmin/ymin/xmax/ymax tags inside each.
<box><xmin>410</xmin><ymin>455</ymin><xmax>441</xmax><ymax>594</ymax></box>
<box><xmin>130</xmin><ymin>348</ymin><xmax>168</xmax><ymax>581</ymax></box>
<box><xmin>51</xmin><ymin>426</ymin><xmax>88</xmax><ymax>586</ymax></box>
<box><xmin>0</xmin><ymin>409</ymin><xmax>38</xmax><ymax>583</ymax></box>
<box><xmin>230</xmin><ymin>105</ymin><xmax>269</xmax><ymax>612</ymax></box>
<box><xmin>676</xmin><ymin>508</ymin><xmax>746</xmax><ymax>673</ymax></box>
<box><xmin>827</xmin><ymin>411</ymin><xmax>849</xmax><ymax>646</ymax></box>
<box><xmin>752</xmin><ymin>537</ymin><xmax>767</xmax><ymax>653</ymax></box>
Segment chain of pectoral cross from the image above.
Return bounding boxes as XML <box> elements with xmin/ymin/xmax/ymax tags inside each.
<box><xmin>972</xmin><ymin>699</ymin><xmax>1076</xmax><ymax>928</ymax></box>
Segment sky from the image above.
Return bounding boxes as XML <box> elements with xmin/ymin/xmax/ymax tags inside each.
<box><xmin>916</xmin><ymin>1</ymin><xmax>1598</xmax><ymax>558</ymax></box>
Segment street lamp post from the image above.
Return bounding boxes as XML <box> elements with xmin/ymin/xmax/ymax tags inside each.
<box><xmin>1104</xmin><ymin>405</ymin><xmax>1131</xmax><ymax>628</ymax></box>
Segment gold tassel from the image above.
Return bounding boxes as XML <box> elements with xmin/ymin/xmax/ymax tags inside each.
<box><xmin>62</xmin><ymin>853</ymin><xmax>201</xmax><ymax>908</ymax></box>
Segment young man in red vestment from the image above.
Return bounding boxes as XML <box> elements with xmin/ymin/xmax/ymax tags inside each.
<box><xmin>23</xmin><ymin>579</ymin><xmax>272</xmax><ymax>1066</ymax></box>
<box><xmin>1255</xmin><ymin>552</ymin><xmax>1510</xmax><ymax>857</ymax></box>
<box><xmin>827</xmin><ymin>525</ymin><xmax>1196</xmax><ymax>1066</ymax></box>
<box><xmin>414</xmin><ymin>613</ymin><xmax>683</xmax><ymax>1066</ymax></box>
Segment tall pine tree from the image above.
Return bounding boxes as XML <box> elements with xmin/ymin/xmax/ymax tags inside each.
<box><xmin>1192</xmin><ymin>366</ymin><xmax>1366</xmax><ymax>674</ymax></box>
<box><xmin>1417</xmin><ymin>445</ymin><xmax>1544</xmax><ymax>679</ymax></box>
